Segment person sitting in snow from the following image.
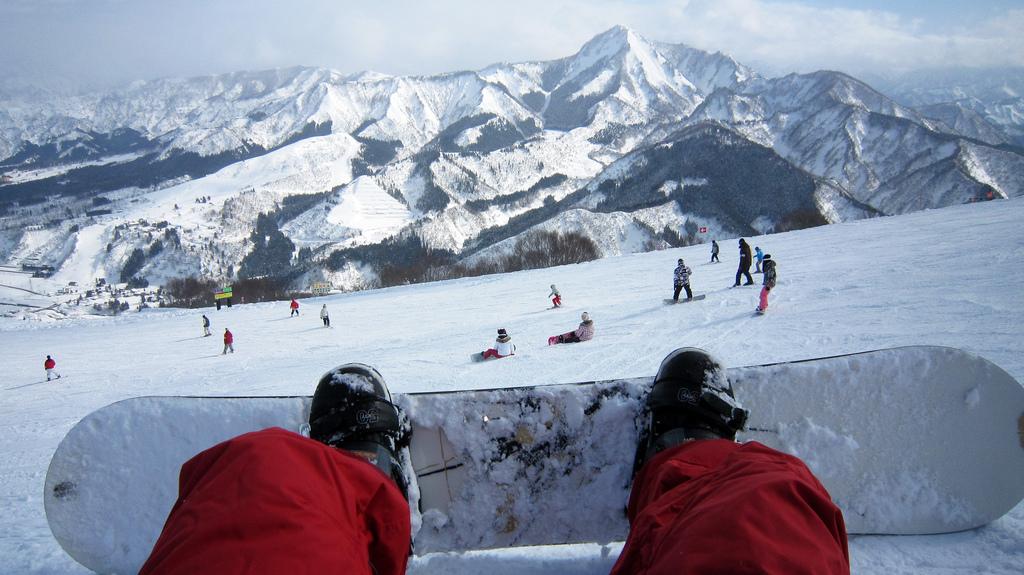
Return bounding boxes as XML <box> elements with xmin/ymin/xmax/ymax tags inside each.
<box><xmin>548</xmin><ymin>284</ymin><xmax>562</xmax><ymax>308</ymax></box>
<box><xmin>480</xmin><ymin>328</ymin><xmax>516</xmax><ymax>360</ymax></box>
<box><xmin>548</xmin><ymin>312</ymin><xmax>595</xmax><ymax>345</ymax></box>
<box><xmin>673</xmin><ymin>258</ymin><xmax>693</xmax><ymax>301</ymax></box>
<box><xmin>139</xmin><ymin>351</ymin><xmax>849</xmax><ymax>575</ymax></box>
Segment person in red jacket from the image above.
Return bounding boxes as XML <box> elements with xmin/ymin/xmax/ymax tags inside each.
<box><xmin>44</xmin><ymin>355</ymin><xmax>61</xmax><ymax>380</ymax></box>
<box><xmin>290</xmin><ymin>298</ymin><xmax>300</xmax><ymax>317</ymax></box>
<box><xmin>141</xmin><ymin>353</ymin><xmax>848</xmax><ymax>575</ymax></box>
<box><xmin>222</xmin><ymin>328</ymin><xmax>234</xmax><ymax>354</ymax></box>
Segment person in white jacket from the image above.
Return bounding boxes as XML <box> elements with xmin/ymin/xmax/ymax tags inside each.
<box><xmin>320</xmin><ymin>305</ymin><xmax>330</xmax><ymax>327</ymax></box>
<box><xmin>481</xmin><ymin>328</ymin><xmax>516</xmax><ymax>359</ymax></box>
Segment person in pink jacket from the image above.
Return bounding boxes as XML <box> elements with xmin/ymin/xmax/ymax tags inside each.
<box><xmin>548</xmin><ymin>312</ymin><xmax>595</xmax><ymax>345</ymax></box>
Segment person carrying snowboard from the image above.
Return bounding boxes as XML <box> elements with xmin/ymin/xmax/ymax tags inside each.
<box><xmin>202</xmin><ymin>314</ymin><xmax>211</xmax><ymax>337</ymax></box>
<box><xmin>548</xmin><ymin>312</ymin><xmax>595</xmax><ymax>345</ymax></box>
<box><xmin>139</xmin><ymin>351</ymin><xmax>848</xmax><ymax>575</ymax></box>
<box><xmin>754</xmin><ymin>246</ymin><xmax>765</xmax><ymax>273</ymax></box>
<box><xmin>44</xmin><ymin>355</ymin><xmax>61</xmax><ymax>381</ymax></box>
<box><xmin>480</xmin><ymin>328</ymin><xmax>516</xmax><ymax>360</ymax></box>
<box><xmin>320</xmin><ymin>304</ymin><xmax>330</xmax><ymax>327</ymax></box>
<box><xmin>733</xmin><ymin>238</ymin><xmax>754</xmax><ymax>286</ymax></box>
<box><xmin>757</xmin><ymin>254</ymin><xmax>777</xmax><ymax>313</ymax></box>
<box><xmin>222</xmin><ymin>328</ymin><xmax>234</xmax><ymax>354</ymax></box>
<box><xmin>672</xmin><ymin>258</ymin><xmax>693</xmax><ymax>301</ymax></box>
<box><xmin>290</xmin><ymin>299</ymin><xmax>300</xmax><ymax>317</ymax></box>
<box><xmin>548</xmin><ymin>284</ymin><xmax>562</xmax><ymax>308</ymax></box>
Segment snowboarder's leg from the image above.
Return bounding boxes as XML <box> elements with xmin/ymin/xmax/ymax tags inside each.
<box><xmin>613</xmin><ymin>441</ymin><xmax>849</xmax><ymax>575</ymax></box>
<box><xmin>759</xmin><ymin>287</ymin><xmax>770</xmax><ymax>311</ymax></box>
<box><xmin>684</xmin><ymin>284</ymin><xmax>692</xmax><ymax>300</ymax></box>
<box><xmin>139</xmin><ymin>428</ymin><xmax>411</xmax><ymax>575</ymax></box>
<box><xmin>482</xmin><ymin>349</ymin><xmax>499</xmax><ymax>359</ymax></box>
<box><xmin>743</xmin><ymin>268</ymin><xmax>754</xmax><ymax>285</ymax></box>
<box><xmin>672</xmin><ymin>285</ymin><xmax>682</xmax><ymax>301</ymax></box>
<box><xmin>616</xmin><ymin>348</ymin><xmax>848</xmax><ymax>574</ymax></box>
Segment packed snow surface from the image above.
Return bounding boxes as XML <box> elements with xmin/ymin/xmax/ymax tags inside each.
<box><xmin>2</xmin><ymin>197</ymin><xmax>1024</xmax><ymax>573</ymax></box>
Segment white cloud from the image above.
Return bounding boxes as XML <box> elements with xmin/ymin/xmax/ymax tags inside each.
<box><xmin>0</xmin><ymin>0</ymin><xmax>1021</xmax><ymax>89</ymax></box>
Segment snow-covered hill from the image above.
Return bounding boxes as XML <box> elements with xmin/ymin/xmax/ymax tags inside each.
<box><xmin>1</xmin><ymin>195</ymin><xmax>1023</xmax><ymax>574</ymax></box>
<box><xmin>1</xmin><ymin>27</ymin><xmax>1022</xmax><ymax>291</ymax></box>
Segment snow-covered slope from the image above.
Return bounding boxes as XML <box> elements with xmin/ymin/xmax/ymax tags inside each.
<box><xmin>2</xmin><ymin>196</ymin><xmax>1023</xmax><ymax>574</ymax></box>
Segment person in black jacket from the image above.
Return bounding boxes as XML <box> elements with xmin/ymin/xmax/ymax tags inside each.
<box><xmin>733</xmin><ymin>238</ymin><xmax>754</xmax><ymax>287</ymax></box>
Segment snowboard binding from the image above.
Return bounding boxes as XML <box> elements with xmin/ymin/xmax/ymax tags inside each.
<box><xmin>633</xmin><ymin>348</ymin><xmax>749</xmax><ymax>476</ymax></box>
<box><xmin>309</xmin><ymin>363</ymin><xmax>412</xmax><ymax>500</ymax></box>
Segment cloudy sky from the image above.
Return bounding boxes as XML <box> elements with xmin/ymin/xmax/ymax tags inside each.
<box><xmin>1</xmin><ymin>0</ymin><xmax>1022</xmax><ymax>89</ymax></box>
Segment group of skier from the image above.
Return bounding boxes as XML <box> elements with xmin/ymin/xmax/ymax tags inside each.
<box><xmin>672</xmin><ymin>237</ymin><xmax>779</xmax><ymax>312</ymax></box>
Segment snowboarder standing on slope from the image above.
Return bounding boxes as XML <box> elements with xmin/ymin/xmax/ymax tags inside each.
<box><xmin>222</xmin><ymin>328</ymin><xmax>234</xmax><ymax>354</ymax></box>
<box><xmin>44</xmin><ymin>355</ymin><xmax>61</xmax><ymax>381</ymax></box>
<box><xmin>290</xmin><ymin>299</ymin><xmax>300</xmax><ymax>317</ymax></box>
<box><xmin>673</xmin><ymin>258</ymin><xmax>693</xmax><ymax>302</ymax></box>
<box><xmin>320</xmin><ymin>304</ymin><xmax>330</xmax><ymax>327</ymax></box>
<box><xmin>202</xmin><ymin>314</ymin><xmax>211</xmax><ymax>337</ymax></box>
<box><xmin>757</xmin><ymin>254</ymin><xmax>777</xmax><ymax>313</ymax></box>
<box><xmin>733</xmin><ymin>238</ymin><xmax>754</xmax><ymax>287</ymax></box>
<box><xmin>481</xmin><ymin>328</ymin><xmax>516</xmax><ymax>360</ymax></box>
<box><xmin>754</xmin><ymin>246</ymin><xmax>765</xmax><ymax>273</ymax></box>
<box><xmin>548</xmin><ymin>284</ymin><xmax>562</xmax><ymax>308</ymax></box>
<box><xmin>710</xmin><ymin>240</ymin><xmax>720</xmax><ymax>263</ymax></box>
<box><xmin>139</xmin><ymin>350</ymin><xmax>849</xmax><ymax>575</ymax></box>
<box><xmin>548</xmin><ymin>312</ymin><xmax>595</xmax><ymax>345</ymax></box>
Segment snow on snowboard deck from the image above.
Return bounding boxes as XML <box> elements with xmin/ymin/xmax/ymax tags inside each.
<box><xmin>45</xmin><ymin>346</ymin><xmax>1024</xmax><ymax>573</ymax></box>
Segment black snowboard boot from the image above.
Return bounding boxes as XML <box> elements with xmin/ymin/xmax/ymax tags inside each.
<box><xmin>633</xmin><ymin>348</ymin><xmax>749</xmax><ymax>476</ymax></box>
<box><xmin>309</xmin><ymin>363</ymin><xmax>412</xmax><ymax>500</ymax></box>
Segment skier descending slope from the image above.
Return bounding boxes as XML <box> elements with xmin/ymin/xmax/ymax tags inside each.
<box><xmin>757</xmin><ymin>255</ymin><xmax>777</xmax><ymax>314</ymax></box>
<box><xmin>138</xmin><ymin>350</ymin><xmax>848</xmax><ymax>575</ymax></box>
<box><xmin>672</xmin><ymin>258</ymin><xmax>693</xmax><ymax>301</ymax></box>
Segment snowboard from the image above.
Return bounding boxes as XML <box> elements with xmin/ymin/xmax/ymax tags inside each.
<box><xmin>45</xmin><ymin>346</ymin><xmax>1024</xmax><ymax>574</ymax></box>
<box><xmin>664</xmin><ymin>294</ymin><xmax>707</xmax><ymax>304</ymax></box>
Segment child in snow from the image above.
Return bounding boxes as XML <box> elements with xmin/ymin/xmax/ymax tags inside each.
<box><xmin>673</xmin><ymin>258</ymin><xmax>693</xmax><ymax>301</ymax></box>
<box><xmin>548</xmin><ymin>312</ymin><xmax>595</xmax><ymax>345</ymax></box>
<box><xmin>549</xmin><ymin>284</ymin><xmax>562</xmax><ymax>308</ymax></box>
<box><xmin>223</xmin><ymin>328</ymin><xmax>234</xmax><ymax>354</ymax></box>
<box><xmin>757</xmin><ymin>255</ymin><xmax>777</xmax><ymax>313</ymax></box>
<box><xmin>711</xmin><ymin>240</ymin><xmax>720</xmax><ymax>263</ymax></box>
<box><xmin>481</xmin><ymin>328</ymin><xmax>516</xmax><ymax>360</ymax></box>
<box><xmin>320</xmin><ymin>305</ymin><xmax>330</xmax><ymax>327</ymax></box>
<box><xmin>140</xmin><ymin>351</ymin><xmax>848</xmax><ymax>575</ymax></box>
<box><xmin>202</xmin><ymin>314</ymin><xmax>211</xmax><ymax>337</ymax></box>
<box><xmin>754</xmin><ymin>246</ymin><xmax>765</xmax><ymax>273</ymax></box>
<box><xmin>290</xmin><ymin>299</ymin><xmax>300</xmax><ymax>317</ymax></box>
<box><xmin>44</xmin><ymin>355</ymin><xmax>61</xmax><ymax>381</ymax></box>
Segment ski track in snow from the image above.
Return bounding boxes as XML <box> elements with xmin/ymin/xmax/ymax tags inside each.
<box><xmin>1</xmin><ymin>197</ymin><xmax>1024</xmax><ymax>573</ymax></box>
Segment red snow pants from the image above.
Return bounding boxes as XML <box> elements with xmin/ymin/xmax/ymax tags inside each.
<box><xmin>611</xmin><ymin>439</ymin><xmax>849</xmax><ymax>575</ymax></box>
<box><xmin>140</xmin><ymin>428</ymin><xmax>410</xmax><ymax>575</ymax></box>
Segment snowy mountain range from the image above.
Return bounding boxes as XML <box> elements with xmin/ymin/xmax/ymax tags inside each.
<box><xmin>1</xmin><ymin>26</ymin><xmax>1022</xmax><ymax>290</ymax></box>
